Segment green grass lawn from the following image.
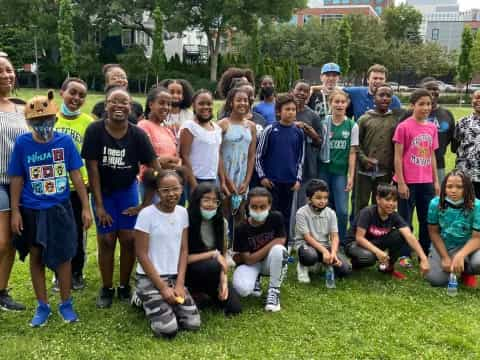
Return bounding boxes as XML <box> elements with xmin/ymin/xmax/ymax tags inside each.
<box><xmin>1</xmin><ymin>90</ymin><xmax>478</xmax><ymax>359</ymax></box>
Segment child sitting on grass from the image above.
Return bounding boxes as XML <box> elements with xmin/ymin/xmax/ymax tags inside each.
<box><xmin>426</xmin><ymin>169</ymin><xmax>480</xmax><ymax>288</ymax></box>
<box><xmin>345</xmin><ymin>184</ymin><xmax>429</xmax><ymax>279</ymax></box>
<box><xmin>9</xmin><ymin>91</ymin><xmax>92</xmax><ymax>327</ymax></box>
<box><xmin>295</xmin><ymin>179</ymin><xmax>352</xmax><ymax>283</ymax></box>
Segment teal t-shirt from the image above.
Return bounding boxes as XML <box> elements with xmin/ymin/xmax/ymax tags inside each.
<box><xmin>427</xmin><ymin>197</ymin><xmax>480</xmax><ymax>250</ymax></box>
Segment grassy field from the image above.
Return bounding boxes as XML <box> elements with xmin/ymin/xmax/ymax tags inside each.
<box><xmin>0</xmin><ymin>90</ymin><xmax>477</xmax><ymax>359</ymax></box>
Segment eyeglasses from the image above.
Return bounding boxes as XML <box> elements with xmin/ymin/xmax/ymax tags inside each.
<box><xmin>158</xmin><ymin>186</ymin><xmax>182</xmax><ymax>195</ymax></box>
<box><xmin>200</xmin><ymin>198</ymin><xmax>220</xmax><ymax>207</ymax></box>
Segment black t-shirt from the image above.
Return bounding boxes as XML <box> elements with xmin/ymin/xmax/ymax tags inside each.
<box><xmin>297</xmin><ymin>106</ymin><xmax>322</xmax><ymax>181</ymax></box>
<box><xmin>91</xmin><ymin>100</ymin><xmax>144</xmax><ymax>125</ymax></box>
<box><xmin>347</xmin><ymin>205</ymin><xmax>408</xmax><ymax>244</ymax></box>
<box><xmin>234</xmin><ymin>211</ymin><xmax>286</xmax><ymax>254</ymax></box>
<box><xmin>400</xmin><ymin>106</ymin><xmax>455</xmax><ymax>169</ymax></box>
<box><xmin>308</xmin><ymin>91</ymin><xmax>329</xmax><ymax>120</ymax></box>
<box><xmin>81</xmin><ymin>120</ymin><xmax>156</xmax><ymax>193</ymax></box>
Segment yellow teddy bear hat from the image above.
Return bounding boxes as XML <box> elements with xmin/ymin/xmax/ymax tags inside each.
<box><xmin>24</xmin><ymin>89</ymin><xmax>58</xmax><ymax>120</ymax></box>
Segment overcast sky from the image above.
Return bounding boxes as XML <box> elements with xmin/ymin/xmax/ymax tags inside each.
<box><xmin>308</xmin><ymin>0</ymin><xmax>477</xmax><ymax>11</ymax></box>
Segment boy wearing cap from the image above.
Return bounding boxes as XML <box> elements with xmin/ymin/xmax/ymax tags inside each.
<box><xmin>308</xmin><ymin>62</ymin><xmax>341</xmax><ymax>120</ymax></box>
<box><xmin>344</xmin><ymin>64</ymin><xmax>402</xmax><ymax>122</ymax></box>
<box><xmin>8</xmin><ymin>91</ymin><xmax>92</xmax><ymax>327</ymax></box>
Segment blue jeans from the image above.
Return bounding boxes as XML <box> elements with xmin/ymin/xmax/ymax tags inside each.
<box><xmin>397</xmin><ymin>183</ymin><xmax>434</xmax><ymax>256</ymax></box>
<box><xmin>319</xmin><ymin>172</ymin><xmax>348</xmax><ymax>245</ymax></box>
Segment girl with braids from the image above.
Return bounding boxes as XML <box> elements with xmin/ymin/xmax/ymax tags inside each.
<box><xmin>426</xmin><ymin>169</ymin><xmax>480</xmax><ymax>287</ymax></box>
<box><xmin>185</xmin><ymin>183</ymin><xmax>242</xmax><ymax>315</ymax></box>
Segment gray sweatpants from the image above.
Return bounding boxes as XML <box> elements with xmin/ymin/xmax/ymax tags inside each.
<box><xmin>426</xmin><ymin>246</ymin><xmax>480</xmax><ymax>287</ymax></box>
<box><xmin>136</xmin><ymin>274</ymin><xmax>201</xmax><ymax>337</ymax></box>
<box><xmin>233</xmin><ymin>244</ymin><xmax>288</xmax><ymax>297</ymax></box>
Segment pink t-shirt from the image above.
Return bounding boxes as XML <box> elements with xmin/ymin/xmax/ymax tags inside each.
<box><xmin>137</xmin><ymin>120</ymin><xmax>178</xmax><ymax>178</ymax></box>
<box><xmin>392</xmin><ymin>117</ymin><xmax>438</xmax><ymax>184</ymax></box>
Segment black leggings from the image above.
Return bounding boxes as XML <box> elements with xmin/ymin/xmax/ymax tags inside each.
<box><xmin>185</xmin><ymin>258</ymin><xmax>242</xmax><ymax>316</ymax></box>
<box><xmin>345</xmin><ymin>230</ymin><xmax>404</xmax><ymax>268</ymax></box>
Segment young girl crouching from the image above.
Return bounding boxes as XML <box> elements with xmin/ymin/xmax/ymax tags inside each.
<box><xmin>134</xmin><ymin>169</ymin><xmax>200</xmax><ymax>338</ymax></box>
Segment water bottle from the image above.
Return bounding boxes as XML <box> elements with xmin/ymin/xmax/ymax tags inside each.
<box><xmin>447</xmin><ymin>273</ymin><xmax>458</xmax><ymax>297</ymax></box>
<box><xmin>325</xmin><ymin>265</ymin><xmax>336</xmax><ymax>289</ymax></box>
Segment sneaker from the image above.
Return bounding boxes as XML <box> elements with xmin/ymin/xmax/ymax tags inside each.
<box><xmin>52</xmin><ymin>277</ymin><xmax>60</xmax><ymax>293</ymax></box>
<box><xmin>265</xmin><ymin>287</ymin><xmax>281</xmax><ymax>312</ymax></box>
<box><xmin>72</xmin><ymin>274</ymin><xmax>85</xmax><ymax>290</ymax></box>
<box><xmin>379</xmin><ymin>265</ymin><xmax>407</xmax><ymax>280</ymax></box>
<box><xmin>58</xmin><ymin>298</ymin><xmax>78</xmax><ymax>323</ymax></box>
<box><xmin>461</xmin><ymin>274</ymin><xmax>477</xmax><ymax>288</ymax></box>
<box><xmin>252</xmin><ymin>276</ymin><xmax>262</xmax><ymax>297</ymax></box>
<box><xmin>398</xmin><ymin>256</ymin><xmax>413</xmax><ymax>268</ymax></box>
<box><xmin>297</xmin><ymin>263</ymin><xmax>311</xmax><ymax>284</ymax></box>
<box><xmin>96</xmin><ymin>287</ymin><xmax>115</xmax><ymax>308</ymax></box>
<box><xmin>130</xmin><ymin>289</ymin><xmax>143</xmax><ymax>309</ymax></box>
<box><xmin>0</xmin><ymin>289</ymin><xmax>26</xmax><ymax>311</ymax></box>
<box><xmin>30</xmin><ymin>301</ymin><xmax>51</xmax><ymax>327</ymax></box>
<box><xmin>117</xmin><ymin>285</ymin><xmax>131</xmax><ymax>301</ymax></box>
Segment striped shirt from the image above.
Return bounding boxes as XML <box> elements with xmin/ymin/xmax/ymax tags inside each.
<box><xmin>0</xmin><ymin>108</ymin><xmax>28</xmax><ymax>184</ymax></box>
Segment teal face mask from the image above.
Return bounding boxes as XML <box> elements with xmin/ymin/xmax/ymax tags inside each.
<box><xmin>201</xmin><ymin>208</ymin><xmax>217</xmax><ymax>220</ymax></box>
<box><xmin>446</xmin><ymin>197</ymin><xmax>464</xmax><ymax>206</ymax></box>
<box><xmin>61</xmin><ymin>102</ymin><xmax>81</xmax><ymax>117</ymax></box>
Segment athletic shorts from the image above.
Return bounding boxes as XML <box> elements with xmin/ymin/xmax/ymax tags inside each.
<box><xmin>92</xmin><ymin>182</ymin><xmax>139</xmax><ymax>234</ymax></box>
<box><xmin>0</xmin><ymin>184</ymin><xmax>10</xmax><ymax>212</ymax></box>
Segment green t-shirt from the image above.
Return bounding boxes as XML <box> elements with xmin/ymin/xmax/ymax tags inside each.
<box><xmin>320</xmin><ymin>118</ymin><xmax>358</xmax><ymax>175</ymax></box>
<box><xmin>427</xmin><ymin>197</ymin><xmax>480</xmax><ymax>250</ymax></box>
<box><xmin>55</xmin><ymin>112</ymin><xmax>93</xmax><ymax>188</ymax></box>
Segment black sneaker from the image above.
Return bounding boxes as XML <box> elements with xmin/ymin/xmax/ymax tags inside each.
<box><xmin>72</xmin><ymin>274</ymin><xmax>85</xmax><ymax>290</ymax></box>
<box><xmin>0</xmin><ymin>289</ymin><xmax>26</xmax><ymax>311</ymax></box>
<box><xmin>264</xmin><ymin>287</ymin><xmax>281</xmax><ymax>312</ymax></box>
<box><xmin>117</xmin><ymin>285</ymin><xmax>131</xmax><ymax>302</ymax></box>
<box><xmin>96</xmin><ymin>287</ymin><xmax>115</xmax><ymax>308</ymax></box>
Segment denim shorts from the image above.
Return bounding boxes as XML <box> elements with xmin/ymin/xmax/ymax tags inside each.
<box><xmin>0</xmin><ymin>184</ymin><xmax>10</xmax><ymax>212</ymax></box>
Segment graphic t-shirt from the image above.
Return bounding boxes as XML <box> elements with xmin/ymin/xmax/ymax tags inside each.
<box><xmin>135</xmin><ymin>205</ymin><xmax>189</xmax><ymax>276</ymax></box>
<box><xmin>81</xmin><ymin>120</ymin><xmax>156</xmax><ymax>193</ymax></box>
<box><xmin>308</xmin><ymin>90</ymin><xmax>329</xmax><ymax>120</ymax></box>
<box><xmin>320</xmin><ymin>117</ymin><xmax>358</xmax><ymax>175</ymax></box>
<box><xmin>8</xmin><ymin>132</ymin><xmax>83</xmax><ymax>210</ymax></box>
<box><xmin>427</xmin><ymin>197</ymin><xmax>480</xmax><ymax>250</ymax></box>
<box><xmin>347</xmin><ymin>205</ymin><xmax>408</xmax><ymax>243</ymax></box>
<box><xmin>234</xmin><ymin>211</ymin><xmax>286</xmax><ymax>254</ymax></box>
<box><xmin>453</xmin><ymin>114</ymin><xmax>480</xmax><ymax>183</ymax></box>
<box><xmin>55</xmin><ymin>112</ymin><xmax>93</xmax><ymax>188</ymax></box>
<box><xmin>392</xmin><ymin>117</ymin><xmax>439</xmax><ymax>184</ymax></box>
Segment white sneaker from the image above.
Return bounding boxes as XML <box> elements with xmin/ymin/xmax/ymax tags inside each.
<box><xmin>265</xmin><ymin>287</ymin><xmax>281</xmax><ymax>312</ymax></box>
<box><xmin>252</xmin><ymin>276</ymin><xmax>262</xmax><ymax>297</ymax></box>
<box><xmin>297</xmin><ymin>263</ymin><xmax>311</xmax><ymax>283</ymax></box>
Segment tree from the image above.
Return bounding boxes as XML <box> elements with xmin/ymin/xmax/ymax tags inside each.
<box><xmin>58</xmin><ymin>0</ymin><xmax>76</xmax><ymax>76</ymax></box>
<box><xmin>119</xmin><ymin>44</ymin><xmax>150</xmax><ymax>92</ymax></box>
<box><xmin>76</xmin><ymin>41</ymin><xmax>101</xmax><ymax>89</ymax></box>
<box><xmin>457</xmin><ymin>26</ymin><xmax>474</xmax><ymax>91</ymax></box>
<box><xmin>471</xmin><ymin>30</ymin><xmax>480</xmax><ymax>77</ymax></box>
<box><xmin>150</xmin><ymin>4</ymin><xmax>166</xmax><ymax>85</ymax></box>
<box><xmin>336</xmin><ymin>17</ymin><xmax>351</xmax><ymax>77</ymax></box>
<box><xmin>382</xmin><ymin>4</ymin><xmax>422</xmax><ymax>43</ymax></box>
<box><xmin>167</xmin><ymin>0</ymin><xmax>307</xmax><ymax>81</ymax></box>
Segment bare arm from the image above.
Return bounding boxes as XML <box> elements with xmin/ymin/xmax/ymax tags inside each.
<box><xmin>451</xmin><ymin>231</ymin><xmax>480</xmax><ymax>273</ymax></box>
<box><xmin>394</xmin><ymin>143</ymin><xmax>409</xmax><ymax>199</ymax></box>
<box><xmin>355</xmin><ymin>227</ymin><xmax>387</xmax><ymax>262</ymax></box>
<box><xmin>244</xmin><ymin>122</ymin><xmax>257</xmax><ymax>186</ymax></box>
<box><xmin>179</xmin><ymin>128</ymin><xmax>197</xmax><ymax>189</ymax></box>
<box><xmin>346</xmin><ymin>146</ymin><xmax>357</xmax><ymax>191</ymax></box>
<box><xmin>431</xmin><ymin>153</ymin><xmax>440</xmax><ymax>195</ymax></box>
<box><xmin>9</xmin><ymin>176</ymin><xmax>24</xmax><ymax>235</ymax></box>
<box><xmin>187</xmin><ymin>250</ymin><xmax>219</xmax><ymax>264</ymax></box>
<box><xmin>70</xmin><ymin>169</ymin><xmax>92</xmax><ymax>230</ymax></box>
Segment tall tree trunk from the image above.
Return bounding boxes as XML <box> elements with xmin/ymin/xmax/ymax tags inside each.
<box><xmin>208</xmin><ymin>29</ymin><xmax>222</xmax><ymax>82</ymax></box>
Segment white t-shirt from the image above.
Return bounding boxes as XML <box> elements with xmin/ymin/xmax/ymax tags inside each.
<box><xmin>135</xmin><ymin>205</ymin><xmax>189</xmax><ymax>276</ymax></box>
<box><xmin>181</xmin><ymin>120</ymin><xmax>222</xmax><ymax>180</ymax></box>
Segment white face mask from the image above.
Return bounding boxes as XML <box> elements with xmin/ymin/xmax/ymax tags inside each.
<box><xmin>446</xmin><ymin>197</ymin><xmax>464</xmax><ymax>206</ymax></box>
<box><xmin>249</xmin><ymin>209</ymin><xmax>269</xmax><ymax>222</ymax></box>
<box><xmin>200</xmin><ymin>208</ymin><xmax>217</xmax><ymax>220</ymax></box>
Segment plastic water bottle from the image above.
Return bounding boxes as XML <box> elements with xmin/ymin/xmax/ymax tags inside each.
<box><xmin>447</xmin><ymin>273</ymin><xmax>458</xmax><ymax>297</ymax></box>
<box><xmin>325</xmin><ymin>265</ymin><xmax>336</xmax><ymax>289</ymax></box>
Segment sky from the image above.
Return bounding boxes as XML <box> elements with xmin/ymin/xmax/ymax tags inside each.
<box><xmin>308</xmin><ymin>0</ymin><xmax>478</xmax><ymax>11</ymax></box>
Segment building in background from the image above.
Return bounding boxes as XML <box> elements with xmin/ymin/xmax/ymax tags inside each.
<box><xmin>322</xmin><ymin>0</ymin><xmax>392</xmax><ymax>16</ymax></box>
<box><xmin>294</xmin><ymin>5</ymin><xmax>379</xmax><ymax>26</ymax></box>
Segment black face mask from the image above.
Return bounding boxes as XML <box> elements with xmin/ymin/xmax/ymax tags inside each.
<box><xmin>309</xmin><ymin>203</ymin><xmax>326</xmax><ymax>214</ymax></box>
<box><xmin>171</xmin><ymin>100</ymin><xmax>182</xmax><ymax>108</ymax></box>
<box><xmin>261</xmin><ymin>86</ymin><xmax>275</xmax><ymax>98</ymax></box>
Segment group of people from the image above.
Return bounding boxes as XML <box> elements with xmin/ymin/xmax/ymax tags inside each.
<box><xmin>1</xmin><ymin>54</ymin><xmax>480</xmax><ymax>338</ymax></box>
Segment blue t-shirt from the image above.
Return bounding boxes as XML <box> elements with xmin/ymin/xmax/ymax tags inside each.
<box><xmin>8</xmin><ymin>132</ymin><xmax>83</xmax><ymax>210</ymax></box>
<box><xmin>253</xmin><ymin>101</ymin><xmax>276</xmax><ymax>125</ymax></box>
<box><xmin>256</xmin><ymin>122</ymin><xmax>304</xmax><ymax>183</ymax></box>
<box><xmin>344</xmin><ymin>87</ymin><xmax>401</xmax><ymax>121</ymax></box>
<box><xmin>427</xmin><ymin>197</ymin><xmax>480</xmax><ymax>250</ymax></box>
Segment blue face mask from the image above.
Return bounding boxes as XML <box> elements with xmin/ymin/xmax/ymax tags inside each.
<box><xmin>231</xmin><ymin>194</ymin><xmax>242</xmax><ymax>211</ymax></box>
<box><xmin>29</xmin><ymin>117</ymin><xmax>56</xmax><ymax>141</ymax></box>
<box><xmin>446</xmin><ymin>197</ymin><xmax>464</xmax><ymax>206</ymax></box>
<box><xmin>201</xmin><ymin>208</ymin><xmax>217</xmax><ymax>220</ymax></box>
<box><xmin>61</xmin><ymin>102</ymin><xmax>81</xmax><ymax>117</ymax></box>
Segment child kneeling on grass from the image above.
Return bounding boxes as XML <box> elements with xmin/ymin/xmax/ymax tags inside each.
<box><xmin>426</xmin><ymin>169</ymin><xmax>480</xmax><ymax>287</ymax></box>
<box><xmin>9</xmin><ymin>91</ymin><xmax>92</xmax><ymax>327</ymax></box>
<box><xmin>232</xmin><ymin>187</ymin><xmax>288</xmax><ymax>312</ymax></box>
<box><xmin>345</xmin><ymin>184</ymin><xmax>429</xmax><ymax>279</ymax></box>
<box><xmin>134</xmin><ymin>169</ymin><xmax>200</xmax><ymax>338</ymax></box>
<box><xmin>295</xmin><ymin>179</ymin><xmax>352</xmax><ymax>283</ymax></box>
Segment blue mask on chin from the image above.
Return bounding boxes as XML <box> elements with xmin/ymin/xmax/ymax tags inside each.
<box><xmin>61</xmin><ymin>102</ymin><xmax>81</xmax><ymax>117</ymax></box>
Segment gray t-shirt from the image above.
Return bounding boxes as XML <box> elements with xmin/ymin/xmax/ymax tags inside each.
<box><xmin>295</xmin><ymin>204</ymin><xmax>338</xmax><ymax>247</ymax></box>
<box><xmin>297</xmin><ymin>106</ymin><xmax>322</xmax><ymax>181</ymax></box>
